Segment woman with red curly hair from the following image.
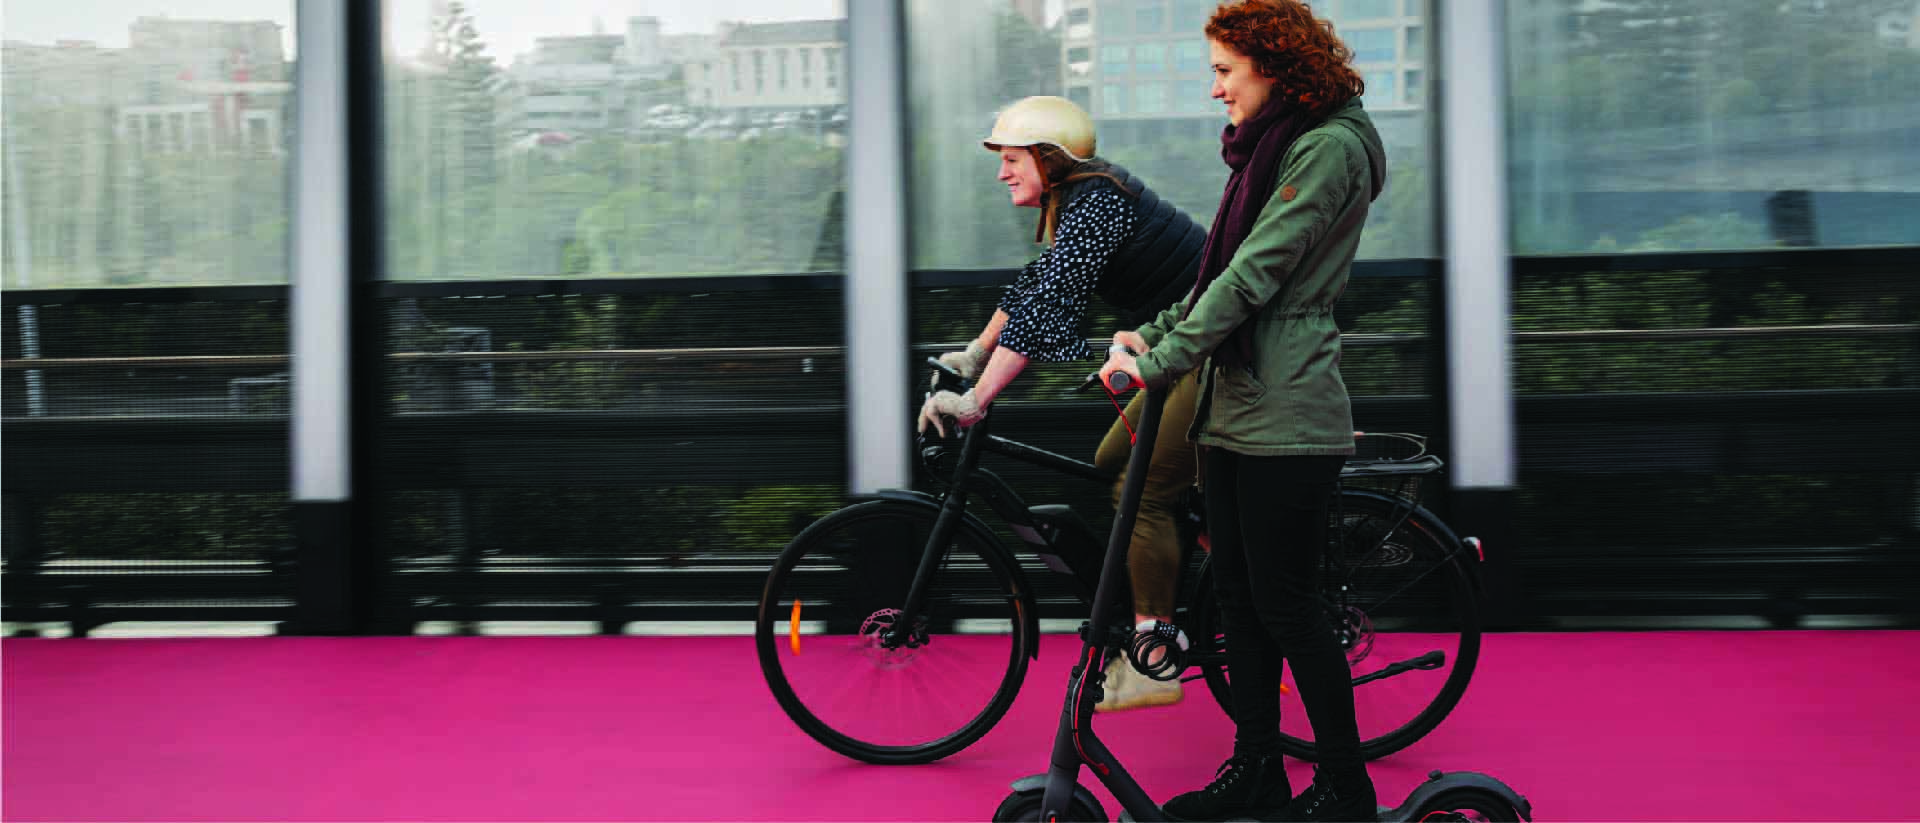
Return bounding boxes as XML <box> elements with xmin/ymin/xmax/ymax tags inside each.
<box><xmin>1099</xmin><ymin>1</ymin><xmax>1387</xmax><ymax>820</ymax></box>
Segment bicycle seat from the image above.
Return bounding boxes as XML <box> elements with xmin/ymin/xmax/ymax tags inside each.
<box><xmin>1028</xmin><ymin>504</ymin><xmax>1095</xmax><ymax>535</ymax></box>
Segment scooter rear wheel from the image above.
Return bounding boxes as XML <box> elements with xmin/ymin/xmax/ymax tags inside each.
<box><xmin>1406</xmin><ymin>787</ymin><xmax>1523</xmax><ymax>823</ymax></box>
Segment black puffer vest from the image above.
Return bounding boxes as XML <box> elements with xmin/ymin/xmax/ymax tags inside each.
<box><xmin>1048</xmin><ymin>162</ymin><xmax>1206</xmax><ymax>327</ymax></box>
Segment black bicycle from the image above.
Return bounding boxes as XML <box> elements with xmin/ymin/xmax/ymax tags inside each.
<box><xmin>756</xmin><ymin>358</ymin><xmax>1484</xmax><ymax>765</ymax></box>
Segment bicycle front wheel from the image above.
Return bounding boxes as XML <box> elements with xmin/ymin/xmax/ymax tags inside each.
<box><xmin>755</xmin><ymin>499</ymin><xmax>1032</xmax><ymax>765</ymax></box>
<box><xmin>1191</xmin><ymin>490</ymin><xmax>1482</xmax><ymax>762</ymax></box>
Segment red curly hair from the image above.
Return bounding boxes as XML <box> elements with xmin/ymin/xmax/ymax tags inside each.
<box><xmin>1206</xmin><ymin>0</ymin><xmax>1365</xmax><ymax>118</ymax></box>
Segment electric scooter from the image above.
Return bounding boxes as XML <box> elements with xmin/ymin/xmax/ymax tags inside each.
<box><xmin>992</xmin><ymin>369</ymin><xmax>1532</xmax><ymax>823</ymax></box>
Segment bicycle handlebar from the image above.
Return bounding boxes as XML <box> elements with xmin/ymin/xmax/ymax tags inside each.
<box><xmin>926</xmin><ymin>356</ymin><xmax>968</xmax><ymax>395</ymax></box>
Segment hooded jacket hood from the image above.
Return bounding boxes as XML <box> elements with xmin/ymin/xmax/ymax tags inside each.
<box><xmin>1323</xmin><ymin>97</ymin><xmax>1388</xmax><ymax>202</ymax></box>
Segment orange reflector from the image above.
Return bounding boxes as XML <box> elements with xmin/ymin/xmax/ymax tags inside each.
<box><xmin>1280</xmin><ymin>683</ymin><xmax>1292</xmax><ymax>695</ymax></box>
<box><xmin>789</xmin><ymin>600</ymin><xmax>803</xmax><ymax>655</ymax></box>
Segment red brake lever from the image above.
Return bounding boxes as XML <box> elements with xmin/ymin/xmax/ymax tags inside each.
<box><xmin>1101</xmin><ymin>379</ymin><xmax>1136</xmax><ymax>445</ymax></box>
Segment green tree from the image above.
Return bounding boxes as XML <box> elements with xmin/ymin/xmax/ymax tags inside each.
<box><xmin>405</xmin><ymin>1</ymin><xmax>500</xmax><ymax>279</ymax></box>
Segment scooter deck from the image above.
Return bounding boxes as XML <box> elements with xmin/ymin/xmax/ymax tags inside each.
<box><xmin>1113</xmin><ymin>768</ymin><xmax>1529</xmax><ymax>823</ymax></box>
<box><xmin>1118</xmin><ymin>808</ymin><xmax>1393</xmax><ymax>823</ymax></box>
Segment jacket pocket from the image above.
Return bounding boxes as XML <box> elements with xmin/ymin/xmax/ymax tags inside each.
<box><xmin>1217</xmin><ymin>363</ymin><xmax>1267</xmax><ymax>403</ymax></box>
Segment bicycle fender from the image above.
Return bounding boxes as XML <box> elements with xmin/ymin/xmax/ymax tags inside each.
<box><xmin>854</xmin><ymin>489</ymin><xmax>1042</xmax><ymax>661</ymax></box>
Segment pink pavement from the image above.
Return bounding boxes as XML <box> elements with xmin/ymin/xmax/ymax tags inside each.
<box><xmin>5</xmin><ymin>630</ymin><xmax>1917</xmax><ymax>821</ymax></box>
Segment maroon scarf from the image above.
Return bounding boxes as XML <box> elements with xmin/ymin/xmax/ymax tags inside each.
<box><xmin>1185</xmin><ymin>97</ymin><xmax>1325</xmax><ymax>368</ymax></box>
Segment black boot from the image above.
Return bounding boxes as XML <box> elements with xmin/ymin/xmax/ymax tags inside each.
<box><xmin>1162</xmin><ymin>753</ymin><xmax>1291</xmax><ymax>822</ymax></box>
<box><xmin>1276</xmin><ymin>765</ymin><xmax>1378</xmax><ymax>822</ymax></box>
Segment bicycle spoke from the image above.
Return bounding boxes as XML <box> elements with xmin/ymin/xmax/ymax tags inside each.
<box><xmin>1336</xmin><ymin>551</ymin><xmax>1460</xmax><ymax>616</ymax></box>
<box><xmin>759</xmin><ymin>500</ymin><xmax>1030</xmax><ymax>764</ymax></box>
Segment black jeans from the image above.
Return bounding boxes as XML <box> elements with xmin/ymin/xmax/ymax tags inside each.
<box><xmin>1205</xmin><ymin>448</ymin><xmax>1364</xmax><ymax>778</ymax></box>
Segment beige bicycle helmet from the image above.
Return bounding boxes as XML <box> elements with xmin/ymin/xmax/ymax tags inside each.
<box><xmin>982</xmin><ymin>96</ymin><xmax>1096</xmax><ymax>162</ymax></box>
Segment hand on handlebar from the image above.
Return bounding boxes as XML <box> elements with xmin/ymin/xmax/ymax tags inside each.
<box><xmin>1099</xmin><ymin>340</ymin><xmax>1145</xmax><ymax>395</ymax></box>
<box><xmin>918</xmin><ymin>388</ymin><xmax>985</xmax><ymax>438</ymax></box>
<box><xmin>931</xmin><ymin>341</ymin><xmax>990</xmax><ymax>388</ymax></box>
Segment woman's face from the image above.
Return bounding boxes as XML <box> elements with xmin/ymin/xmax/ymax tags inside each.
<box><xmin>997</xmin><ymin>148</ymin><xmax>1046</xmax><ymax>208</ymax></box>
<box><xmin>1210</xmin><ymin>39</ymin><xmax>1276</xmax><ymax>126</ymax></box>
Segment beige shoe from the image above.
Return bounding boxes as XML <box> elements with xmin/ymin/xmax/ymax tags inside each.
<box><xmin>1095</xmin><ymin>654</ymin><xmax>1183</xmax><ymax>713</ymax></box>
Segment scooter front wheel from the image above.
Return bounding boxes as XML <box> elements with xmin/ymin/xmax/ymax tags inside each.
<box><xmin>993</xmin><ymin>786</ymin><xmax>1107</xmax><ymax>822</ymax></box>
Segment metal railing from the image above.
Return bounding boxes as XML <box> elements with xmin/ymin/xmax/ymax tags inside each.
<box><xmin>6</xmin><ymin>323</ymin><xmax>1908</xmax><ymax>373</ymax></box>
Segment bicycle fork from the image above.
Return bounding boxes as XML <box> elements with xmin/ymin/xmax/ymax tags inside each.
<box><xmin>886</xmin><ymin>416</ymin><xmax>991</xmax><ymax>650</ymax></box>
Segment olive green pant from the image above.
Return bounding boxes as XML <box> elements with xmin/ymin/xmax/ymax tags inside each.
<box><xmin>1093</xmin><ymin>368</ymin><xmax>1201</xmax><ymax>618</ymax></box>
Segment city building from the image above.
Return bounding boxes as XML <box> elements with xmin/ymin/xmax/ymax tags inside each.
<box><xmin>680</xmin><ymin>20</ymin><xmax>847</xmax><ymax>112</ymax></box>
<box><xmin>1060</xmin><ymin>0</ymin><xmax>1426</xmax><ymax>146</ymax></box>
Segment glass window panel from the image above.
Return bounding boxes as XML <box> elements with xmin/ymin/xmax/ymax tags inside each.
<box><xmin>905</xmin><ymin>2</ymin><xmax>1075</xmax><ymax>269</ymax></box>
<box><xmin>1176</xmin><ymin>40</ymin><xmax>1208</xmax><ymax>72</ymax></box>
<box><xmin>1</xmin><ymin>3</ymin><xmax>297</xmax><ymax>588</ymax></box>
<box><xmin>1134</xmin><ymin>42</ymin><xmax>1166</xmax><ymax>73</ymax></box>
<box><xmin>2</xmin><ymin>4</ymin><xmax>295</xmax><ymax>287</ymax></box>
<box><xmin>1099</xmin><ymin>0</ymin><xmax>1131</xmax><ymax>37</ymax></box>
<box><xmin>1135</xmin><ymin>81</ymin><xmax>1168</xmax><ymax>114</ymax></box>
<box><xmin>906</xmin><ymin>1</ymin><xmax>1435</xmax><ymax>268</ymax></box>
<box><xmin>1505</xmin><ymin>0</ymin><xmax>1920</xmax><ymax>252</ymax></box>
<box><xmin>383</xmin><ymin>2</ymin><xmax>848</xmax><ymax>279</ymax></box>
<box><xmin>1346</xmin><ymin>27</ymin><xmax>1397</xmax><ymax>64</ymax></box>
<box><xmin>1340</xmin><ymin>0</ymin><xmax>1395</xmax><ymax>21</ymax></box>
<box><xmin>1362</xmin><ymin>70</ymin><xmax>1395</xmax><ymax>107</ymax></box>
<box><xmin>1175</xmin><ymin>0</ymin><xmax>1214</xmax><ymax>31</ymax></box>
<box><xmin>1323</xmin><ymin>0</ymin><xmax>1433</xmax><ymax>258</ymax></box>
<box><xmin>1184</xmin><ymin>78</ymin><xmax>1217</xmax><ymax>113</ymax></box>
<box><xmin>1136</xmin><ymin>3</ymin><xmax>1166</xmax><ymax>34</ymax></box>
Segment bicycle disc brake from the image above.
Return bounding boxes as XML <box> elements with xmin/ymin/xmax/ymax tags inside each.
<box><xmin>858</xmin><ymin>609</ymin><xmax>929</xmax><ymax>668</ymax></box>
<box><xmin>1336</xmin><ymin>605</ymin><xmax>1375</xmax><ymax>666</ymax></box>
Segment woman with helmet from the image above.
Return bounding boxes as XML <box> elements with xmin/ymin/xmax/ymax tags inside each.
<box><xmin>916</xmin><ymin>95</ymin><xmax>1207</xmax><ymax>713</ymax></box>
<box><xmin>1099</xmin><ymin>0</ymin><xmax>1390</xmax><ymax>820</ymax></box>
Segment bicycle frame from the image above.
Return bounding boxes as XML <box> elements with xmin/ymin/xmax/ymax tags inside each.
<box><xmin>886</xmin><ymin>368</ymin><xmax>1193</xmax><ymax>818</ymax></box>
<box><xmin>893</xmin><ymin>362</ymin><xmax>1467</xmax><ymax>703</ymax></box>
<box><xmin>889</xmin><ymin>379</ymin><xmax>1121</xmax><ymax>644</ymax></box>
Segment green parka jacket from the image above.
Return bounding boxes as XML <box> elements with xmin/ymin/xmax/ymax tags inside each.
<box><xmin>1134</xmin><ymin>98</ymin><xmax>1387</xmax><ymax>456</ymax></box>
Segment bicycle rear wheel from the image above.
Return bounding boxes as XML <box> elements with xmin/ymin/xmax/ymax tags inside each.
<box><xmin>1191</xmin><ymin>490</ymin><xmax>1482</xmax><ymax>761</ymax></box>
<box><xmin>755</xmin><ymin>499</ymin><xmax>1032</xmax><ymax>765</ymax></box>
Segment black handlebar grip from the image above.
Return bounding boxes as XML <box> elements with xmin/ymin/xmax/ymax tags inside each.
<box><xmin>1107</xmin><ymin>372</ymin><xmax>1134</xmax><ymax>392</ymax></box>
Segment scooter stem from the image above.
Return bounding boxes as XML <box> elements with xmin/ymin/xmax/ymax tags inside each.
<box><xmin>1041</xmin><ymin>380</ymin><xmax>1169</xmax><ymax>822</ymax></box>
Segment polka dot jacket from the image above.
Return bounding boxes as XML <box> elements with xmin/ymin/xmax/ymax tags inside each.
<box><xmin>996</xmin><ymin>187</ymin><xmax>1135</xmax><ymax>362</ymax></box>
